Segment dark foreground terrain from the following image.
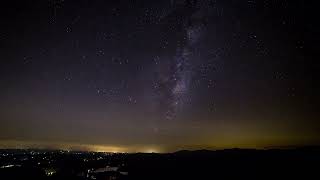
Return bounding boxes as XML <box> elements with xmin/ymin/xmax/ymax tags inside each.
<box><xmin>0</xmin><ymin>148</ymin><xmax>319</xmax><ymax>179</ymax></box>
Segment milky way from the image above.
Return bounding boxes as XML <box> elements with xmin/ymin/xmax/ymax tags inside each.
<box><xmin>154</xmin><ymin>0</ymin><xmax>208</xmax><ymax>121</ymax></box>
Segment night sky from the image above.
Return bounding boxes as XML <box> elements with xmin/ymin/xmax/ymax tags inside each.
<box><xmin>0</xmin><ymin>0</ymin><xmax>319</xmax><ymax>152</ymax></box>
